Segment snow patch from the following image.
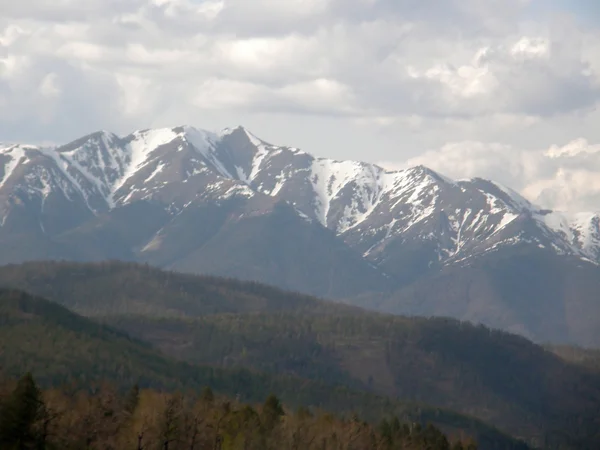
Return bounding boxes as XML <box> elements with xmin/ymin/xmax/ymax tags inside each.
<box><xmin>0</xmin><ymin>146</ymin><xmax>30</xmax><ymax>189</ymax></box>
<box><xmin>113</xmin><ymin>128</ymin><xmax>179</xmax><ymax>196</ymax></box>
<box><xmin>183</xmin><ymin>127</ymin><xmax>232</xmax><ymax>179</ymax></box>
<box><xmin>222</xmin><ymin>184</ymin><xmax>255</xmax><ymax>199</ymax></box>
<box><xmin>145</xmin><ymin>163</ymin><xmax>166</xmax><ymax>183</ymax></box>
<box><xmin>310</xmin><ymin>159</ymin><xmax>382</xmax><ymax>229</ymax></box>
<box><xmin>493</xmin><ymin>212</ymin><xmax>519</xmax><ymax>235</ymax></box>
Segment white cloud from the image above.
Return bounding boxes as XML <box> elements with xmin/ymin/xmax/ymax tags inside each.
<box><xmin>0</xmin><ymin>0</ymin><xmax>599</xmax><ymax>213</ymax></box>
<box><xmin>2</xmin><ymin>0</ymin><xmax>597</xmax><ymax>133</ymax></box>
<box><xmin>39</xmin><ymin>72</ymin><xmax>61</xmax><ymax>97</ymax></box>
<box><xmin>511</xmin><ymin>36</ymin><xmax>550</xmax><ymax>58</ymax></box>
<box><xmin>192</xmin><ymin>78</ymin><xmax>264</xmax><ymax>110</ymax></box>
<box><xmin>0</xmin><ymin>24</ymin><xmax>28</xmax><ymax>46</ymax></box>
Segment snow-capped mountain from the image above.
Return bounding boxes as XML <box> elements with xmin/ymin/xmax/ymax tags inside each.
<box><xmin>2</xmin><ymin>124</ymin><xmax>600</xmax><ymax>346</ymax></box>
<box><xmin>1</xmin><ymin>125</ymin><xmax>599</xmax><ymax>273</ymax></box>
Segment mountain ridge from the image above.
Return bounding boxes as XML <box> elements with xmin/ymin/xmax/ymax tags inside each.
<box><xmin>2</xmin><ymin>124</ymin><xmax>598</xmax><ymax>268</ymax></box>
<box><xmin>2</xmin><ymin>125</ymin><xmax>600</xmax><ymax>345</ymax></box>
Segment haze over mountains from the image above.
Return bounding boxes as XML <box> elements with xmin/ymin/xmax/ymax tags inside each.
<box><xmin>1</xmin><ymin>126</ymin><xmax>600</xmax><ymax>346</ymax></box>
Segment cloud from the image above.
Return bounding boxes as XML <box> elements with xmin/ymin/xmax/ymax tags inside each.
<box><xmin>1</xmin><ymin>0</ymin><xmax>598</xmax><ymax>137</ymax></box>
<box><xmin>394</xmin><ymin>138</ymin><xmax>600</xmax><ymax>212</ymax></box>
<box><xmin>0</xmin><ymin>0</ymin><xmax>599</xmax><ymax>211</ymax></box>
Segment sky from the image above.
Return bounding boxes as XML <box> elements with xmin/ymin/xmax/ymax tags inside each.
<box><xmin>1</xmin><ymin>0</ymin><xmax>600</xmax><ymax>211</ymax></box>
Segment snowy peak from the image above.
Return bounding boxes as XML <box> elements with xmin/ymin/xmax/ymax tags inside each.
<box><xmin>56</xmin><ymin>131</ymin><xmax>128</xmax><ymax>205</ymax></box>
<box><xmin>216</xmin><ymin>126</ymin><xmax>308</xmax><ymax>186</ymax></box>
<box><xmin>538</xmin><ymin>211</ymin><xmax>600</xmax><ymax>261</ymax></box>
<box><xmin>1</xmin><ymin>125</ymin><xmax>599</xmax><ymax>268</ymax></box>
<box><xmin>0</xmin><ymin>144</ymin><xmax>38</xmax><ymax>190</ymax></box>
<box><xmin>571</xmin><ymin>213</ymin><xmax>600</xmax><ymax>260</ymax></box>
<box><xmin>215</xmin><ymin>126</ymin><xmax>271</xmax><ymax>183</ymax></box>
<box><xmin>306</xmin><ymin>163</ymin><xmax>451</xmax><ymax>233</ymax></box>
<box><xmin>308</xmin><ymin>158</ymin><xmax>380</xmax><ymax>229</ymax></box>
<box><xmin>220</xmin><ymin>125</ymin><xmax>262</xmax><ymax>145</ymax></box>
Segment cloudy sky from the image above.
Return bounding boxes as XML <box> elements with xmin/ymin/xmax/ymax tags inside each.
<box><xmin>1</xmin><ymin>0</ymin><xmax>600</xmax><ymax>211</ymax></box>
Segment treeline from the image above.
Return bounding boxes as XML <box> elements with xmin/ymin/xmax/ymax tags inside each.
<box><xmin>0</xmin><ymin>260</ymin><xmax>355</xmax><ymax>317</ymax></box>
<box><xmin>0</xmin><ymin>373</ymin><xmax>475</xmax><ymax>450</ymax></box>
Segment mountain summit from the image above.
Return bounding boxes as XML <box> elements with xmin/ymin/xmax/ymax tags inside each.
<box><xmin>1</xmin><ymin>125</ymin><xmax>600</xmax><ymax>345</ymax></box>
<box><xmin>2</xmin><ymin>125</ymin><xmax>598</xmax><ymax>266</ymax></box>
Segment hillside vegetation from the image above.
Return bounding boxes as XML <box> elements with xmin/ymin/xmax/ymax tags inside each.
<box><xmin>105</xmin><ymin>312</ymin><xmax>600</xmax><ymax>449</ymax></box>
<box><xmin>1</xmin><ymin>261</ymin><xmax>599</xmax><ymax>449</ymax></box>
<box><xmin>0</xmin><ymin>289</ymin><xmax>527</xmax><ymax>450</ymax></box>
<box><xmin>0</xmin><ymin>260</ymin><xmax>356</xmax><ymax>317</ymax></box>
<box><xmin>0</xmin><ymin>372</ymin><xmax>478</xmax><ymax>450</ymax></box>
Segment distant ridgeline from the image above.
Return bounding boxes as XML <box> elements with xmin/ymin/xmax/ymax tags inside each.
<box><xmin>0</xmin><ymin>373</ymin><xmax>476</xmax><ymax>450</ymax></box>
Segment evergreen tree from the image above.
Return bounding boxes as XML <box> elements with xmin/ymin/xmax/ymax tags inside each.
<box><xmin>451</xmin><ymin>442</ymin><xmax>465</xmax><ymax>450</ymax></box>
<box><xmin>124</xmin><ymin>383</ymin><xmax>140</xmax><ymax>415</ymax></box>
<box><xmin>262</xmin><ymin>394</ymin><xmax>284</xmax><ymax>429</ymax></box>
<box><xmin>0</xmin><ymin>373</ymin><xmax>44</xmax><ymax>449</ymax></box>
<box><xmin>200</xmin><ymin>386</ymin><xmax>214</xmax><ymax>404</ymax></box>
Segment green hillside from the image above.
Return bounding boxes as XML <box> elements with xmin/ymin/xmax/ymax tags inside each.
<box><xmin>0</xmin><ymin>260</ymin><xmax>357</xmax><ymax>317</ymax></box>
<box><xmin>105</xmin><ymin>312</ymin><xmax>600</xmax><ymax>449</ymax></box>
<box><xmin>1</xmin><ymin>261</ymin><xmax>598</xmax><ymax>449</ymax></box>
<box><xmin>0</xmin><ymin>289</ymin><xmax>527</xmax><ymax>450</ymax></box>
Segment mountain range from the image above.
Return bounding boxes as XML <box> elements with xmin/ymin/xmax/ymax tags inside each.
<box><xmin>1</xmin><ymin>125</ymin><xmax>599</xmax><ymax>346</ymax></box>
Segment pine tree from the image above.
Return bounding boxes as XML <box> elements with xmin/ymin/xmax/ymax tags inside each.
<box><xmin>200</xmin><ymin>386</ymin><xmax>214</xmax><ymax>405</ymax></box>
<box><xmin>0</xmin><ymin>373</ymin><xmax>44</xmax><ymax>449</ymax></box>
<box><xmin>451</xmin><ymin>442</ymin><xmax>465</xmax><ymax>450</ymax></box>
<box><xmin>124</xmin><ymin>383</ymin><xmax>140</xmax><ymax>415</ymax></box>
<box><xmin>262</xmin><ymin>394</ymin><xmax>284</xmax><ymax>430</ymax></box>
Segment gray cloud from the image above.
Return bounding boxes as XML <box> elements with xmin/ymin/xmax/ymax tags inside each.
<box><xmin>0</xmin><ymin>1</ymin><xmax>146</xmax><ymax>22</ymax></box>
<box><xmin>1</xmin><ymin>0</ymin><xmax>600</xmax><ymax>211</ymax></box>
<box><xmin>2</xmin><ymin>0</ymin><xmax>598</xmax><ymax>128</ymax></box>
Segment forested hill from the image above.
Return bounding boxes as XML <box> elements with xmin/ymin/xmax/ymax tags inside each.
<box><xmin>0</xmin><ymin>289</ymin><xmax>527</xmax><ymax>450</ymax></box>
<box><xmin>1</xmin><ymin>262</ymin><xmax>599</xmax><ymax>449</ymax></box>
<box><xmin>0</xmin><ymin>261</ymin><xmax>358</xmax><ymax>317</ymax></box>
<box><xmin>105</xmin><ymin>313</ymin><xmax>600</xmax><ymax>450</ymax></box>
